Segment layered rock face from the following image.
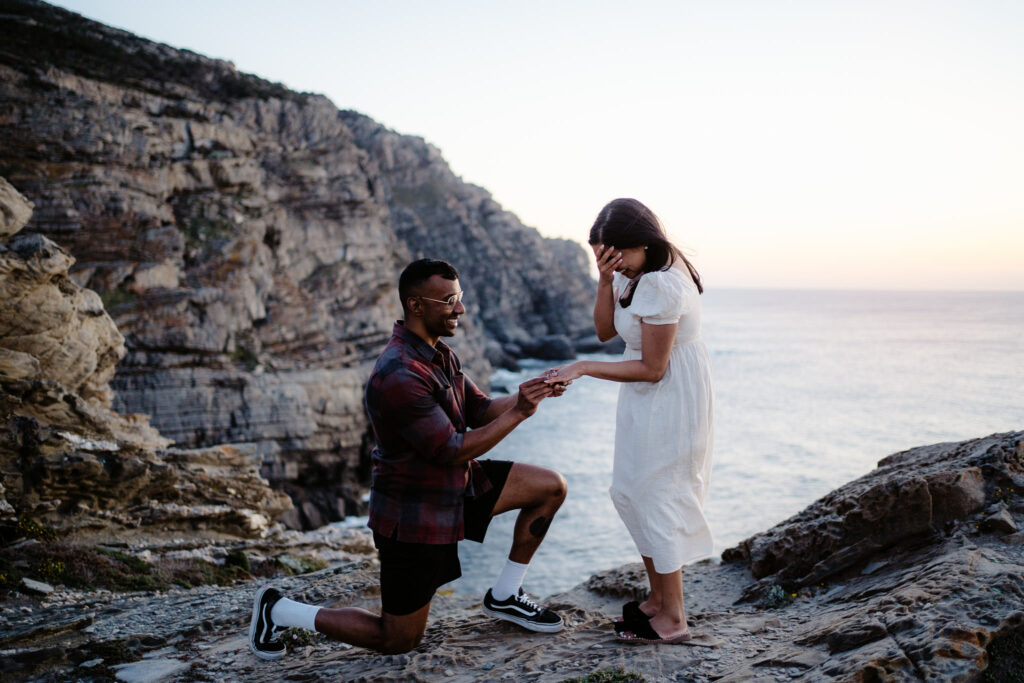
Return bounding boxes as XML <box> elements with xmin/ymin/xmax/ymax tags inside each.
<box><xmin>340</xmin><ymin>112</ymin><xmax>596</xmax><ymax>367</ymax></box>
<box><xmin>0</xmin><ymin>0</ymin><xmax>596</xmax><ymax>526</ymax></box>
<box><xmin>1</xmin><ymin>177</ymin><xmax>292</xmax><ymax>537</ymax></box>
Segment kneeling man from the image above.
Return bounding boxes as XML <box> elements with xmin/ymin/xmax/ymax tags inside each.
<box><xmin>249</xmin><ymin>258</ymin><xmax>569</xmax><ymax>657</ymax></box>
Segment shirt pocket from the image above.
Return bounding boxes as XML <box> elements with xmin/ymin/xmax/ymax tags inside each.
<box><xmin>433</xmin><ymin>381</ymin><xmax>463</xmax><ymax>431</ymax></box>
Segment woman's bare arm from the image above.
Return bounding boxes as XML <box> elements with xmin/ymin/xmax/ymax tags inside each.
<box><xmin>548</xmin><ymin>321</ymin><xmax>677</xmax><ymax>384</ymax></box>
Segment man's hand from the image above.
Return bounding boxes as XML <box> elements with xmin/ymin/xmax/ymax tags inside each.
<box><xmin>514</xmin><ymin>377</ymin><xmax>555</xmax><ymax>418</ymax></box>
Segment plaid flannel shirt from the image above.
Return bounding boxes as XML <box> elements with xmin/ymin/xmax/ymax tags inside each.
<box><xmin>365</xmin><ymin>321</ymin><xmax>493</xmax><ymax>544</ymax></box>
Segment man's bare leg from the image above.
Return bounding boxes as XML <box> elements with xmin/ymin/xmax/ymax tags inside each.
<box><xmin>313</xmin><ymin>601</ymin><xmax>431</xmax><ymax>654</ymax></box>
<box><xmin>479</xmin><ymin>462</ymin><xmax>567</xmax><ymax>632</ymax></box>
<box><xmin>490</xmin><ymin>462</ymin><xmax>567</xmax><ymax>563</ymax></box>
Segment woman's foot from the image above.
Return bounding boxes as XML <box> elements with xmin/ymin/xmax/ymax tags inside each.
<box><xmin>648</xmin><ymin>614</ymin><xmax>690</xmax><ymax>641</ymax></box>
<box><xmin>616</xmin><ymin>616</ymin><xmax>692</xmax><ymax>644</ymax></box>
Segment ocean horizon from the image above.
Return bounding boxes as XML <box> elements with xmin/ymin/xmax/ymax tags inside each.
<box><xmin>338</xmin><ymin>288</ymin><xmax>1023</xmax><ymax>599</ymax></box>
<box><xmin>456</xmin><ymin>287</ymin><xmax>1024</xmax><ymax>597</ymax></box>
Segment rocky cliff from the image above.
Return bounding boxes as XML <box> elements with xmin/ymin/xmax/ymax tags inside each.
<box><xmin>0</xmin><ymin>0</ymin><xmax>597</xmax><ymax>527</ymax></box>
<box><xmin>339</xmin><ymin>111</ymin><xmax>596</xmax><ymax>367</ymax></box>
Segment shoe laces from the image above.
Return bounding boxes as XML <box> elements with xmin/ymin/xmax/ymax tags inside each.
<box><xmin>515</xmin><ymin>590</ymin><xmax>541</xmax><ymax>611</ymax></box>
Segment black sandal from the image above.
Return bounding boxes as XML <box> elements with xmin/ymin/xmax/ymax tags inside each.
<box><xmin>617</xmin><ymin>618</ymin><xmax>692</xmax><ymax>644</ymax></box>
<box><xmin>612</xmin><ymin>600</ymin><xmax>652</xmax><ymax>634</ymax></box>
<box><xmin>622</xmin><ymin>600</ymin><xmax>649</xmax><ymax>624</ymax></box>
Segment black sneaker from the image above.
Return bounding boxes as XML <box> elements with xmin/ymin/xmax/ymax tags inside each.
<box><xmin>482</xmin><ymin>588</ymin><xmax>563</xmax><ymax>633</ymax></box>
<box><xmin>249</xmin><ymin>585</ymin><xmax>286</xmax><ymax>660</ymax></box>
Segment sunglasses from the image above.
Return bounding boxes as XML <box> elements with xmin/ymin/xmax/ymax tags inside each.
<box><xmin>415</xmin><ymin>291</ymin><xmax>464</xmax><ymax>309</ymax></box>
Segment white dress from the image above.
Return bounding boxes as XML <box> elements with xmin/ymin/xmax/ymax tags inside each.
<box><xmin>609</xmin><ymin>267</ymin><xmax>714</xmax><ymax>574</ymax></box>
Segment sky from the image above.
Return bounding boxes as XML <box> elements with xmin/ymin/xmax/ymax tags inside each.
<box><xmin>52</xmin><ymin>1</ymin><xmax>1024</xmax><ymax>290</ymax></box>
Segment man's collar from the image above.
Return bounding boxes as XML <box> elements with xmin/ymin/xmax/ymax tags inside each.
<box><xmin>393</xmin><ymin>321</ymin><xmax>448</xmax><ymax>362</ymax></box>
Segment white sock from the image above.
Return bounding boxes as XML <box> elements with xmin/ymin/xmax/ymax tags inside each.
<box><xmin>491</xmin><ymin>559</ymin><xmax>529</xmax><ymax>601</ymax></box>
<box><xmin>270</xmin><ymin>597</ymin><xmax>321</xmax><ymax>632</ymax></box>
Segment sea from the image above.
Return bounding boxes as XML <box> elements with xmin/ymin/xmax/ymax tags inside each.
<box><xmin>344</xmin><ymin>289</ymin><xmax>1024</xmax><ymax>598</ymax></box>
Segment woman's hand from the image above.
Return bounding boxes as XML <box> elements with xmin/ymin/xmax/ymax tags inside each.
<box><xmin>594</xmin><ymin>244</ymin><xmax>622</xmax><ymax>285</ymax></box>
<box><xmin>543</xmin><ymin>362</ymin><xmax>586</xmax><ymax>385</ymax></box>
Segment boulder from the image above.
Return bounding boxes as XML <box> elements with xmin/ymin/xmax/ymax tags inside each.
<box><xmin>724</xmin><ymin>431</ymin><xmax>1024</xmax><ymax>593</ymax></box>
<box><xmin>573</xmin><ymin>334</ymin><xmax>626</xmax><ymax>355</ymax></box>
<box><xmin>0</xmin><ymin>177</ymin><xmax>33</xmax><ymax>241</ymax></box>
<box><xmin>519</xmin><ymin>334</ymin><xmax>577</xmax><ymax>361</ymax></box>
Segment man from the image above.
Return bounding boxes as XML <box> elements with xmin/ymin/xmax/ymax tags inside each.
<box><xmin>249</xmin><ymin>258</ymin><xmax>569</xmax><ymax>658</ymax></box>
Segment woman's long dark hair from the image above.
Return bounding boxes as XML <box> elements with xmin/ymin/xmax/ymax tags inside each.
<box><xmin>590</xmin><ymin>198</ymin><xmax>703</xmax><ymax>306</ymax></box>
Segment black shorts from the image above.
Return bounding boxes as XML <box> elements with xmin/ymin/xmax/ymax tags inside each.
<box><xmin>374</xmin><ymin>459</ymin><xmax>513</xmax><ymax>616</ymax></box>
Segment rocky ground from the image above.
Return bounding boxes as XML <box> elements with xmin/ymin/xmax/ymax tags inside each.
<box><xmin>3</xmin><ymin>431</ymin><xmax>1023</xmax><ymax>683</ymax></box>
<box><xmin>0</xmin><ymin>530</ymin><xmax>828</xmax><ymax>683</ymax></box>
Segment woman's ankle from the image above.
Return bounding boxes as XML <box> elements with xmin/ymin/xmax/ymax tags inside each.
<box><xmin>639</xmin><ymin>597</ymin><xmax>661</xmax><ymax>617</ymax></box>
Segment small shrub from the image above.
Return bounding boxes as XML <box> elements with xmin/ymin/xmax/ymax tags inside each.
<box><xmin>282</xmin><ymin>627</ymin><xmax>322</xmax><ymax>648</ymax></box>
<box><xmin>277</xmin><ymin>555</ymin><xmax>327</xmax><ymax>575</ymax></box>
<box><xmin>761</xmin><ymin>584</ymin><xmax>794</xmax><ymax>609</ymax></box>
<box><xmin>225</xmin><ymin>549</ymin><xmax>251</xmax><ymax>573</ymax></box>
<box><xmin>152</xmin><ymin>557</ymin><xmax>248</xmax><ymax>589</ymax></box>
<box><xmin>0</xmin><ymin>543</ymin><xmax>254</xmax><ymax>596</ymax></box>
<box><xmin>248</xmin><ymin>556</ymin><xmax>283</xmax><ymax>578</ymax></box>
<box><xmin>0</xmin><ymin>560</ymin><xmax>24</xmax><ymax>596</ymax></box>
<box><xmin>15</xmin><ymin>517</ymin><xmax>58</xmax><ymax>542</ymax></box>
<box><xmin>183</xmin><ymin>216</ymin><xmax>233</xmax><ymax>249</ymax></box>
<box><xmin>36</xmin><ymin>557</ymin><xmax>68</xmax><ymax>583</ymax></box>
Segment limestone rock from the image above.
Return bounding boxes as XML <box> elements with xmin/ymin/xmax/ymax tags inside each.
<box><xmin>113</xmin><ymin>658</ymin><xmax>190</xmax><ymax>683</ymax></box>
<box><xmin>0</xmin><ymin>231</ymin><xmax>125</xmax><ymax>406</ymax></box>
<box><xmin>0</xmin><ymin>176</ymin><xmax>33</xmax><ymax>241</ymax></box>
<box><xmin>723</xmin><ymin>431</ymin><xmax>1023</xmax><ymax>590</ymax></box>
<box><xmin>19</xmin><ymin>577</ymin><xmax>53</xmax><ymax>595</ymax></box>
<box><xmin>0</xmin><ymin>181</ymin><xmax>288</xmax><ymax>538</ymax></box>
<box><xmin>982</xmin><ymin>502</ymin><xmax>1018</xmax><ymax>534</ymax></box>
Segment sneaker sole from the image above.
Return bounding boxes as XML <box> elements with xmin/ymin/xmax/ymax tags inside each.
<box><xmin>249</xmin><ymin>586</ymin><xmax>285</xmax><ymax>660</ymax></box>
<box><xmin>482</xmin><ymin>605</ymin><xmax>564</xmax><ymax>633</ymax></box>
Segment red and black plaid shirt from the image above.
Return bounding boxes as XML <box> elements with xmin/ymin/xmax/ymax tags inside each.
<box><xmin>365</xmin><ymin>322</ymin><xmax>493</xmax><ymax>544</ymax></box>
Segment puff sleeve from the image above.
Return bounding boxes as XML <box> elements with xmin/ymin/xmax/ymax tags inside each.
<box><xmin>630</xmin><ymin>269</ymin><xmax>695</xmax><ymax>324</ymax></box>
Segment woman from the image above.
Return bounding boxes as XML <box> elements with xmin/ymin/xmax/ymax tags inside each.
<box><xmin>546</xmin><ymin>198</ymin><xmax>713</xmax><ymax>644</ymax></box>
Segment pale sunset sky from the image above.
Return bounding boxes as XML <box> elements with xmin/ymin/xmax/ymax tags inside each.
<box><xmin>53</xmin><ymin>1</ymin><xmax>1024</xmax><ymax>290</ymax></box>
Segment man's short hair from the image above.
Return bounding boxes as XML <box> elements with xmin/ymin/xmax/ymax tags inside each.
<box><xmin>398</xmin><ymin>259</ymin><xmax>460</xmax><ymax>313</ymax></box>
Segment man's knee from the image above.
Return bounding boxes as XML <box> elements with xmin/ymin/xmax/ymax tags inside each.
<box><xmin>379</xmin><ymin>611</ymin><xmax>428</xmax><ymax>654</ymax></box>
<box><xmin>380</xmin><ymin>634</ymin><xmax>421</xmax><ymax>654</ymax></box>
<box><xmin>546</xmin><ymin>469</ymin><xmax>568</xmax><ymax>504</ymax></box>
